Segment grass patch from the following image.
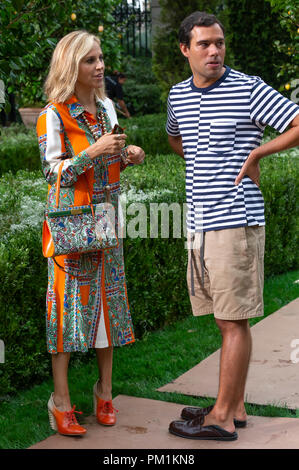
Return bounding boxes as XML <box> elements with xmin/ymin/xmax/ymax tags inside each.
<box><xmin>0</xmin><ymin>269</ymin><xmax>298</xmax><ymax>449</ymax></box>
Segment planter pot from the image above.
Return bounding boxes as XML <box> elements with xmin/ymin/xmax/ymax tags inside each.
<box><xmin>19</xmin><ymin>107</ymin><xmax>42</xmax><ymax>127</ymax></box>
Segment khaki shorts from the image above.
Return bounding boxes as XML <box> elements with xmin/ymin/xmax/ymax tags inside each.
<box><xmin>187</xmin><ymin>226</ymin><xmax>265</xmax><ymax>321</ymax></box>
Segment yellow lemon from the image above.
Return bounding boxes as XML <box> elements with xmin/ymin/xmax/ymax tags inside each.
<box><xmin>288</xmin><ymin>10</ymin><xmax>291</xmax><ymax>15</ymax></box>
<box><xmin>285</xmin><ymin>83</ymin><xmax>291</xmax><ymax>90</ymax></box>
<box><xmin>118</xmin><ymin>33</ymin><xmax>122</xmax><ymax>39</ymax></box>
<box><xmin>98</xmin><ymin>25</ymin><xmax>104</xmax><ymax>32</ymax></box>
<box><xmin>71</xmin><ymin>13</ymin><xmax>76</xmax><ymax>21</ymax></box>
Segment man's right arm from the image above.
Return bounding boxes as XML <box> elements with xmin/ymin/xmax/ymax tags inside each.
<box><xmin>168</xmin><ymin>134</ymin><xmax>184</xmax><ymax>159</ymax></box>
<box><xmin>117</xmin><ymin>99</ymin><xmax>131</xmax><ymax>118</ymax></box>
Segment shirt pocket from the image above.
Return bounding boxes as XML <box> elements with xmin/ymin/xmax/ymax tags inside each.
<box><xmin>208</xmin><ymin>119</ymin><xmax>237</xmax><ymax>153</ymax></box>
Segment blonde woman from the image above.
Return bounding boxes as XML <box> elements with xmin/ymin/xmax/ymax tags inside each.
<box><xmin>36</xmin><ymin>30</ymin><xmax>145</xmax><ymax>436</ymax></box>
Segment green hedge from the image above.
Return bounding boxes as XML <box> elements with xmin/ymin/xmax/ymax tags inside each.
<box><xmin>262</xmin><ymin>156</ymin><xmax>299</xmax><ymax>277</ymax></box>
<box><xmin>121</xmin><ymin>57</ymin><xmax>163</xmax><ymax>116</ymax></box>
<box><xmin>0</xmin><ymin>152</ymin><xmax>298</xmax><ymax>396</ymax></box>
<box><xmin>119</xmin><ymin>113</ymin><xmax>170</xmax><ymax>155</ymax></box>
<box><xmin>0</xmin><ymin>129</ymin><xmax>40</xmax><ymax>175</ymax></box>
<box><xmin>0</xmin><ymin>114</ymin><xmax>170</xmax><ymax>176</ymax></box>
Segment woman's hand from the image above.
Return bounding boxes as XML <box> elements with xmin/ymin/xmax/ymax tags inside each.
<box><xmin>87</xmin><ymin>132</ymin><xmax>127</xmax><ymax>159</ymax></box>
<box><xmin>126</xmin><ymin>145</ymin><xmax>145</xmax><ymax>165</ymax></box>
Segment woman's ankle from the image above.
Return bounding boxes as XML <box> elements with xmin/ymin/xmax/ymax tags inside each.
<box><xmin>96</xmin><ymin>380</ymin><xmax>112</xmax><ymax>401</ymax></box>
<box><xmin>53</xmin><ymin>393</ymin><xmax>72</xmax><ymax>411</ymax></box>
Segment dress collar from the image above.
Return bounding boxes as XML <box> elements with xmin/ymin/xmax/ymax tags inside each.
<box><xmin>65</xmin><ymin>94</ymin><xmax>103</xmax><ymax>119</ymax></box>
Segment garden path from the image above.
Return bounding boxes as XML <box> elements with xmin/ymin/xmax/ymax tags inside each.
<box><xmin>158</xmin><ymin>298</ymin><xmax>299</xmax><ymax>408</ymax></box>
<box><xmin>29</xmin><ymin>298</ymin><xmax>299</xmax><ymax>449</ymax></box>
<box><xmin>30</xmin><ymin>394</ymin><xmax>299</xmax><ymax>449</ymax></box>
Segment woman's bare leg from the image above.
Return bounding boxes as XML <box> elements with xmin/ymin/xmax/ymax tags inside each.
<box><xmin>95</xmin><ymin>346</ymin><xmax>113</xmax><ymax>401</ymax></box>
<box><xmin>51</xmin><ymin>352</ymin><xmax>72</xmax><ymax>411</ymax></box>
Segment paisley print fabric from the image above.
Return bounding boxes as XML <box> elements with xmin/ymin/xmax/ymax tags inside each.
<box><xmin>37</xmin><ymin>95</ymin><xmax>135</xmax><ymax>353</ymax></box>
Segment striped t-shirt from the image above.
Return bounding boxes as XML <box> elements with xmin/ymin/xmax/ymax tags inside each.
<box><xmin>166</xmin><ymin>66</ymin><xmax>299</xmax><ymax>232</ymax></box>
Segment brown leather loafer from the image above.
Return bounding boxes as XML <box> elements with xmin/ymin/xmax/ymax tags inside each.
<box><xmin>181</xmin><ymin>405</ymin><xmax>213</xmax><ymax>420</ymax></box>
<box><xmin>169</xmin><ymin>417</ymin><xmax>238</xmax><ymax>441</ymax></box>
<box><xmin>181</xmin><ymin>405</ymin><xmax>247</xmax><ymax>428</ymax></box>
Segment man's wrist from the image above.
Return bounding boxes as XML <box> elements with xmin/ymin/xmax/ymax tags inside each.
<box><xmin>250</xmin><ymin>147</ymin><xmax>263</xmax><ymax>161</ymax></box>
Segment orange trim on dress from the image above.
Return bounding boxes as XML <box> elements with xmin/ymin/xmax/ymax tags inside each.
<box><xmin>108</xmin><ymin>161</ymin><xmax>120</xmax><ymax>184</ymax></box>
<box><xmin>79</xmin><ymin>285</ymin><xmax>90</xmax><ymax>307</ymax></box>
<box><xmin>53</xmin><ymin>256</ymin><xmax>66</xmax><ymax>352</ymax></box>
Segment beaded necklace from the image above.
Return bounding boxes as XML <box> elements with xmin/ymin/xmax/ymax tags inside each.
<box><xmin>82</xmin><ymin>109</ymin><xmax>107</xmax><ymax>138</ymax></box>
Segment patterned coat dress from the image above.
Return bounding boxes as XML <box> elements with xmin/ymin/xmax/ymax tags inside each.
<box><xmin>36</xmin><ymin>95</ymin><xmax>135</xmax><ymax>353</ymax></box>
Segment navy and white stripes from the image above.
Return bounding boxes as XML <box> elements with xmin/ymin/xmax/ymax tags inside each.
<box><xmin>166</xmin><ymin>66</ymin><xmax>299</xmax><ymax>232</ymax></box>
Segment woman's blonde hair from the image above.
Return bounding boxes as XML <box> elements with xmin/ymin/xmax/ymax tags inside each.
<box><xmin>44</xmin><ymin>30</ymin><xmax>105</xmax><ymax>103</ymax></box>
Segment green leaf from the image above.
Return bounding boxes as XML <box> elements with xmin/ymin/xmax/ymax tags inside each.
<box><xmin>10</xmin><ymin>61</ymin><xmax>21</xmax><ymax>71</ymax></box>
<box><xmin>11</xmin><ymin>0</ymin><xmax>25</xmax><ymax>13</ymax></box>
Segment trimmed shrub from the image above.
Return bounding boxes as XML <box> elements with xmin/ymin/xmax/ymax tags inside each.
<box><xmin>0</xmin><ymin>128</ymin><xmax>40</xmax><ymax>175</ymax></box>
<box><xmin>262</xmin><ymin>155</ymin><xmax>299</xmax><ymax>277</ymax></box>
<box><xmin>119</xmin><ymin>113</ymin><xmax>170</xmax><ymax>156</ymax></box>
<box><xmin>121</xmin><ymin>57</ymin><xmax>162</xmax><ymax>116</ymax></box>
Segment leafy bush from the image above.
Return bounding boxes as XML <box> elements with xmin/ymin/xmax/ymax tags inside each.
<box><xmin>226</xmin><ymin>0</ymin><xmax>291</xmax><ymax>90</ymax></box>
<box><xmin>0</xmin><ymin>228</ymin><xmax>49</xmax><ymax>395</ymax></box>
<box><xmin>1</xmin><ymin>0</ymin><xmax>124</xmax><ymax>110</ymax></box>
<box><xmin>0</xmin><ymin>129</ymin><xmax>40</xmax><ymax>175</ymax></box>
<box><xmin>262</xmin><ymin>155</ymin><xmax>299</xmax><ymax>277</ymax></box>
<box><xmin>121</xmin><ymin>57</ymin><xmax>162</xmax><ymax>116</ymax></box>
<box><xmin>265</xmin><ymin>0</ymin><xmax>299</xmax><ymax>92</ymax></box>
<box><xmin>119</xmin><ymin>113</ymin><xmax>170</xmax><ymax>155</ymax></box>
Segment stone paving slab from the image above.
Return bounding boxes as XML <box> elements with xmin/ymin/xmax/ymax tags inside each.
<box><xmin>29</xmin><ymin>395</ymin><xmax>299</xmax><ymax>449</ymax></box>
<box><xmin>158</xmin><ymin>298</ymin><xmax>299</xmax><ymax>409</ymax></box>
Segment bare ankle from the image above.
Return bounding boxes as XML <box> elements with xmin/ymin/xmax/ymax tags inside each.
<box><xmin>53</xmin><ymin>393</ymin><xmax>72</xmax><ymax>411</ymax></box>
<box><xmin>97</xmin><ymin>380</ymin><xmax>112</xmax><ymax>400</ymax></box>
<box><xmin>204</xmin><ymin>409</ymin><xmax>235</xmax><ymax>433</ymax></box>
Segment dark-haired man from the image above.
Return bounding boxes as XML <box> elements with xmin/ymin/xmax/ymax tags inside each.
<box><xmin>167</xmin><ymin>11</ymin><xmax>299</xmax><ymax>441</ymax></box>
<box><xmin>105</xmin><ymin>73</ymin><xmax>131</xmax><ymax>118</ymax></box>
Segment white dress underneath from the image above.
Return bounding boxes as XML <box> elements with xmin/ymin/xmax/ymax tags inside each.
<box><xmin>94</xmin><ymin>300</ymin><xmax>109</xmax><ymax>348</ymax></box>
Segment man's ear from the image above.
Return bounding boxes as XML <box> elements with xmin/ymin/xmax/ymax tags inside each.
<box><xmin>180</xmin><ymin>43</ymin><xmax>190</xmax><ymax>58</ymax></box>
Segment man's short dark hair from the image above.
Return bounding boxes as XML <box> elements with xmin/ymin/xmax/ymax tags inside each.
<box><xmin>179</xmin><ymin>11</ymin><xmax>225</xmax><ymax>47</ymax></box>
